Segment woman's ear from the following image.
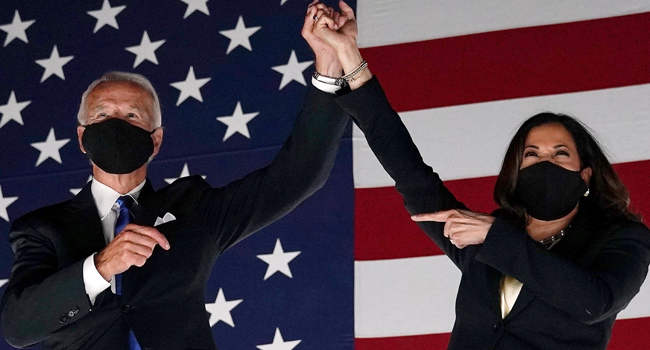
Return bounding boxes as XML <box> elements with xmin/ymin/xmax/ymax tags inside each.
<box><xmin>580</xmin><ymin>167</ymin><xmax>592</xmax><ymax>184</ymax></box>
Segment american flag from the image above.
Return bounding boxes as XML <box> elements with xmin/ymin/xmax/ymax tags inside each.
<box><xmin>2</xmin><ymin>1</ymin><xmax>650</xmax><ymax>350</ymax></box>
<box><xmin>0</xmin><ymin>0</ymin><xmax>354</xmax><ymax>349</ymax></box>
<box><xmin>353</xmin><ymin>1</ymin><xmax>650</xmax><ymax>349</ymax></box>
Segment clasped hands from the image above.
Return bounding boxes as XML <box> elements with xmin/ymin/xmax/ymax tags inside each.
<box><xmin>302</xmin><ymin>1</ymin><xmax>371</xmax><ymax>89</ymax></box>
<box><xmin>95</xmin><ymin>223</ymin><xmax>170</xmax><ymax>282</ymax></box>
<box><xmin>412</xmin><ymin>209</ymin><xmax>495</xmax><ymax>249</ymax></box>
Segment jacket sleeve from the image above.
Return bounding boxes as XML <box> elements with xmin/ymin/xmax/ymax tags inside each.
<box><xmin>202</xmin><ymin>84</ymin><xmax>351</xmax><ymax>253</ymax></box>
<box><xmin>332</xmin><ymin>77</ymin><xmax>471</xmax><ymax>268</ymax></box>
<box><xmin>477</xmin><ymin>217</ymin><xmax>650</xmax><ymax>324</ymax></box>
<box><xmin>1</xmin><ymin>215</ymin><xmax>93</xmax><ymax>348</ymax></box>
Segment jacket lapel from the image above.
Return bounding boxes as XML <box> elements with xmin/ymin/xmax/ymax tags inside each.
<box><xmin>63</xmin><ymin>182</ymin><xmax>106</xmax><ymax>256</ymax></box>
<box><xmin>503</xmin><ymin>284</ymin><xmax>535</xmax><ymax>320</ymax></box>
<box><xmin>132</xmin><ymin>180</ymin><xmax>159</xmax><ymax>227</ymax></box>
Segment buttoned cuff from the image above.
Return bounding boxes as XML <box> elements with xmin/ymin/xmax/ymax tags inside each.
<box><xmin>83</xmin><ymin>254</ymin><xmax>110</xmax><ymax>305</ymax></box>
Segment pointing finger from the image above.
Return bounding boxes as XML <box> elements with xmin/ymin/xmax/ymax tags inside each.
<box><xmin>411</xmin><ymin>210</ymin><xmax>456</xmax><ymax>222</ymax></box>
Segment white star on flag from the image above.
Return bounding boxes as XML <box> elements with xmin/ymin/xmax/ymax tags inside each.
<box><xmin>87</xmin><ymin>0</ymin><xmax>126</xmax><ymax>33</ymax></box>
<box><xmin>30</xmin><ymin>128</ymin><xmax>70</xmax><ymax>166</ymax></box>
<box><xmin>170</xmin><ymin>66</ymin><xmax>211</xmax><ymax>106</ymax></box>
<box><xmin>35</xmin><ymin>46</ymin><xmax>74</xmax><ymax>83</ymax></box>
<box><xmin>70</xmin><ymin>175</ymin><xmax>93</xmax><ymax>196</ymax></box>
<box><xmin>204</xmin><ymin>288</ymin><xmax>243</xmax><ymax>327</ymax></box>
<box><xmin>256</xmin><ymin>328</ymin><xmax>301</xmax><ymax>350</ymax></box>
<box><xmin>164</xmin><ymin>163</ymin><xmax>206</xmax><ymax>184</ymax></box>
<box><xmin>0</xmin><ymin>185</ymin><xmax>18</xmax><ymax>222</ymax></box>
<box><xmin>0</xmin><ymin>10</ymin><xmax>35</xmax><ymax>47</ymax></box>
<box><xmin>256</xmin><ymin>238</ymin><xmax>301</xmax><ymax>280</ymax></box>
<box><xmin>271</xmin><ymin>50</ymin><xmax>313</xmax><ymax>90</ymax></box>
<box><xmin>216</xmin><ymin>101</ymin><xmax>258</xmax><ymax>141</ymax></box>
<box><xmin>219</xmin><ymin>16</ymin><xmax>261</xmax><ymax>54</ymax></box>
<box><xmin>180</xmin><ymin>0</ymin><xmax>210</xmax><ymax>19</ymax></box>
<box><xmin>125</xmin><ymin>31</ymin><xmax>166</xmax><ymax>68</ymax></box>
<box><xmin>0</xmin><ymin>91</ymin><xmax>31</xmax><ymax>129</ymax></box>
<box><xmin>0</xmin><ymin>279</ymin><xmax>8</xmax><ymax>288</ymax></box>
<box><xmin>280</xmin><ymin>0</ymin><xmax>288</xmax><ymax>5</ymax></box>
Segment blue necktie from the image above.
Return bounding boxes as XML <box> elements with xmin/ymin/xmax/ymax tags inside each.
<box><xmin>114</xmin><ymin>195</ymin><xmax>134</xmax><ymax>295</ymax></box>
<box><xmin>113</xmin><ymin>196</ymin><xmax>141</xmax><ymax>350</ymax></box>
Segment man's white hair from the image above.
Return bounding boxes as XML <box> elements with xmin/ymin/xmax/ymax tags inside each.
<box><xmin>77</xmin><ymin>71</ymin><xmax>162</xmax><ymax>128</ymax></box>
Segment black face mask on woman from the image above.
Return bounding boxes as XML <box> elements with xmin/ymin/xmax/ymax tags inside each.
<box><xmin>81</xmin><ymin>118</ymin><xmax>155</xmax><ymax>174</ymax></box>
<box><xmin>514</xmin><ymin>161</ymin><xmax>588</xmax><ymax>221</ymax></box>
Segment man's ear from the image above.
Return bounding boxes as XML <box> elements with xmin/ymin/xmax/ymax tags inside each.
<box><xmin>77</xmin><ymin>125</ymin><xmax>86</xmax><ymax>153</ymax></box>
<box><xmin>151</xmin><ymin>127</ymin><xmax>164</xmax><ymax>157</ymax></box>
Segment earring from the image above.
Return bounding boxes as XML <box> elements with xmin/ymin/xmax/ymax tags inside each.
<box><xmin>584</xmin><ymin>188</ymin><xmax>590</xmax><ymax>197</ymax></box>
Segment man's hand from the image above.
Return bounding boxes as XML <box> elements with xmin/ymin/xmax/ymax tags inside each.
<box><xmin>302</xmin><ymin>1</ymin><xmax>344</xmax><ymax>77</ymax></box>
<box><xmin>412</xmin><ymin>209</ymin><xmax>495</xmax><ymax>249</ymax></box>
<box><xmin>309</xmin><ymin>1</ymin><xmax>371</xmax><ymax>90</ymax></box>
<box><xmin>94</xmin><ymin>223</ymin><xmax>170</xmax><ymax>281</ymax></box>
<box><xmin>311</xmin><ymin>0</ymin><xmax>358</xmax><ymax>52</ymax></box>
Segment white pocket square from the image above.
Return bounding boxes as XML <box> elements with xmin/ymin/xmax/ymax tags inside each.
<box><xmin>154</xmin><ymin>212</ymin><xmax>176</xmax><ymax>227</ymax></box>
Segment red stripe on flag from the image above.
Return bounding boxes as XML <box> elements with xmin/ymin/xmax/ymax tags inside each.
<box><xmin>354</xmin><ymin>317</ymin><xmax>650</xmax><ymax>349</ymax></box>
<box><xmin>614</xmin><ymin>160</ymin><xmax>650</xmax><ymax>222</ymax></box>
<box><xmin>355</xmin><ymin>160</ymin><xmax>650</xmax><ymax>261</ymax></box>
<box><xmin>359</xmin><ymin>12</ymin><xmax>650</xmax><ymax>112</ymax></box>
<box><xmin>355</xmin><ymin>176</ymin><xmax>497</xmax><ymax>260</ymax></box>
<box><xmin>608</xmin><ymin>317</ymin><xmax>650</xmax><ymax>349</ymax></box>
<box><xmin>355</xmin><ymin>333</ymin><xmax>451</xmax><ymax>350</ymax></box>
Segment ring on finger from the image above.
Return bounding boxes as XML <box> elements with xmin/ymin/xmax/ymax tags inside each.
<box><xmin>313</xmin><ymin>15</ymin><xmax>319</xmax><ymax>21</ymax></box>
<box><xmin>449</xmin><ymin>238</ymin><xmax>455</xmax><ymax>244</ymax></box>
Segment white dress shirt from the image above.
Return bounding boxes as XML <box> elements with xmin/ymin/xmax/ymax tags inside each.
<box><xmin>82</xmin><ymin>179</ymin><xmax>146</xmax><ymax>304</ymax></box>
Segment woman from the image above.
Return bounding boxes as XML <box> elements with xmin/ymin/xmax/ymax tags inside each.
<box><xmin>306</xmin><ymin>2</ymin><xmax>650</xmax><ymax>349</ymax></box>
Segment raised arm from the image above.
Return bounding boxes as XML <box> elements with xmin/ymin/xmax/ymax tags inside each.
<box><xmin>199</xmin><ymin>4</ymin><xmax>351</xmax><ymax>253</ymax></box>
<box><xmin>308</xmin><ymin>1</ymin><xmax>471</xmax><ymax>267</ymax></box>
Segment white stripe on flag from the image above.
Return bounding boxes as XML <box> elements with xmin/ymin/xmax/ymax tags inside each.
<box><xmin>353</xmin><ymin>83</ymin><xmax>650</xmax><ymax>188</ymax></box>
<box><xmin>617</xmin><ymin>279</ymin><xmax>650</xmax><ymax>319</ymax></box>
<box><xmin>357</xmin><ymin>0</ymin><xmax>650</xmax><ymax>48</ymax></box>
<box><xmin>355</xmin><ymin>256</ymin><xmax>650</xmax><ymax>338</ymax></box>
<box><xmin>354</xmin><ymin>256</ymin><xmax>461</xmax><ymax>338</ymax></box>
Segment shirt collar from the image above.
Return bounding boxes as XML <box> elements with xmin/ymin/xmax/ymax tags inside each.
<box><xmin>91</xmin><ymin>178</ymin><xmax>146</xmax><ymax>219</ymax></box>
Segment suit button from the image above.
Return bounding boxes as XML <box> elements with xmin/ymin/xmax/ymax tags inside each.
<box><xmin>493</xmin><ymin>322</ymin><xmax>502</xmax><ymax>333</ymax></box>
<box><xmin>122</xmin><ymin>305</ymin><xmax>131</xmax><ymax>314</ymax></box>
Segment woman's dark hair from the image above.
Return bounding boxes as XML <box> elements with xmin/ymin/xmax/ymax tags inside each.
<box><xmin>494</xmin><ymin>112</ymin><xmax>640</xmax><ymax>226</ymax></box>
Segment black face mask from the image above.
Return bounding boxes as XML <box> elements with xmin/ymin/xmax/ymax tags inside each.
<box><xmin>514</xmin><ymin>161</ymin><xmax>588</xmax><ymax>221</ymax></box>
<box><xmin>81</xmin><ymin>118</ymin><xmax>155</xmax><ymax>174</ymax></box>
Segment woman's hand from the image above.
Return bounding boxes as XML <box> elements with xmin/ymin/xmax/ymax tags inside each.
<box><xmin>310</xmin><ymin>1</ymin><xmax>358</xmax><ymax>52</ymax></box>
<box><xmin>412</xmin><ymin>209</ymin><xmax>495</xmax><ymax>249</ymax></box>
<box><xmin>302</xmin><ymin>1</ymin><xmax>345</xmax><ymax>77</ymax></box>
<box><xmin>309</xmin><ymin>1</ymin><xmax>372</xmax><ymax>89</ymax></box>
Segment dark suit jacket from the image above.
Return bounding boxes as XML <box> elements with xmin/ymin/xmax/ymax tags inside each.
<box><xmin>335</xmin><ymin>77</ymin><xmax>650</xmax><ymax>349</ymax></box>
<box><xmin>0</xmin><ymin>86</ymin><xmax>350</xmax><ymax>350</ymax></box>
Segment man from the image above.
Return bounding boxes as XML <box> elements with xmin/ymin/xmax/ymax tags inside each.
<box><xmin>0</xmin><ymin>7</ymin><xmax>350</xmax><ymax>347</ymax></box>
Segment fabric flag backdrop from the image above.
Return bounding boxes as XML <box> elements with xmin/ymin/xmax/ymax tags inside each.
<box><xmin>0</xmin><ymin>0</ymin><xmax>355</xmax><ymax>349</ymax></box>
<box><xmin>2</xmin><ymin>1</ymin><xmax>650</xmax><ymax>350</ymax></box>
<box><xmin>353</xmin><ymin>1</ymin><xmax>650</xmax><ymax>349</ymax></box>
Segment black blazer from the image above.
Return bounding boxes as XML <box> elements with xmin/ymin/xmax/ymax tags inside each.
<box><xmin>335</xmin><ymin>77</ymin><xmax>650</xmax><ymax>349</ymax></box>
<box><xmin>0</xmin><ymin>86</ymin><xmax>350</xmax><ymax>350</ymax></box>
